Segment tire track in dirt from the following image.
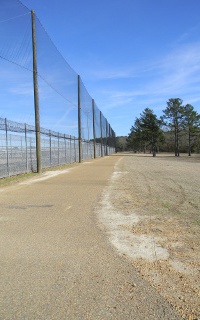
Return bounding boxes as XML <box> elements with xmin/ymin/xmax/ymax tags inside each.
<box><xmin>165</xmin><ymin>178</ymin><xmax>187</xmax><ymax>213</ymax></box>
<box><xmin>98</xmin><ymin>154</ymin><xmax>200</xmax><ymax>320</ymax></box>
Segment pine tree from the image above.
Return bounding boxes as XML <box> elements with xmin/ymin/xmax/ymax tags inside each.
<box><xmin>139</xmin><ymin>108</ymin><xmax>163</xmax><ymax>156</ymax></box>
<box><xmin>127</xmin><ymin>108</ymin><xmax>163</xmax><ymax>156</ymax></box>
<box><xmin>162</xmin><ymin>98</ymin><xmax>185</xmax><ymax>156</ymax></box>
<box><xmin>183</xmin><ymin>104</ymin><xmax>200</xmax><ymax>156</ymax></box>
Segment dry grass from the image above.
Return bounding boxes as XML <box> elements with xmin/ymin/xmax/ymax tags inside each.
<box><xmin>0</xmin><ymin>162</ymin><xmax>79</xmax><ymax>187</ymax></box>
<box><xmin>109</xmin><ymin>153</ymin><xmax>200</xmax><ymax>320</ymax></box>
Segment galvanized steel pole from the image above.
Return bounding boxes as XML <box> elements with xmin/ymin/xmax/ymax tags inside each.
<box><xmin>5</xmin><ymin>118</ymin><xmax>9</xmax><ymax>176</ymax></box>
<box><xmin>100</xmin><ymin>111</ymin><xmax>103</xmax><ymax>157</ymax></box>
<box><xmin>92</xmin><ymin>99</ymin><xmax>96</xmax><ymax>159</ymax></box>
<box><xmin>25</xmin><ymin>123</ymin><xmax>28</xmax><ymax>172</ymax></box>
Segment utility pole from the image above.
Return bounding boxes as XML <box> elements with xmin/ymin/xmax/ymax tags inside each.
<box><xmin>31</xmin><ymin>10</ymin><xmax>41</xmax><ymax>173</ymax></box>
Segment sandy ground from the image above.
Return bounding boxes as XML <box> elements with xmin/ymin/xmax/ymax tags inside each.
<box><xmin>98</xmin><ymin>153</ymin><xmax>200</xmax><ymax>320</ymax></box>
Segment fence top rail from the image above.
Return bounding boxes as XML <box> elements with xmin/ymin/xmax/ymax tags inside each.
<box><xmin>0</xmin><ymin>117</ymin><xmax>77</xmax><ymax>140</ymax></box>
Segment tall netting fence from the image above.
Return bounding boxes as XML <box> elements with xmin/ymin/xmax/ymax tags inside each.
<box><xmin>35</xmin><ymin>16</ymin><xmax>78</xmax><ymax>136</ymax></box>
<box><xmin>0</xmin><ymin>1</ymin><xmax>34</xmax><ymax>124</ymax></box>
<box><xmin>101</xmin><ymin>114</ymin><xmax>108</xmax><ymax>157</ymax></box>
<box><xmin>80</xmin><ymin>79</ymin><xmax>94</xmax><ymax>160</ymax></box>
<box><xmin>94</xmin><ymin>104</ymin><xmax>102</xmax><ymax>157</ymax></box>
<box><xmin>0</xmin><ymin>0</ymin><xmax>116</xmax><ymax>178</ymax></box>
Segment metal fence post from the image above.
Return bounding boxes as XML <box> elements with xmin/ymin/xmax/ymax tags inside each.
<box><xmin>5</xmin><ymin>118</ymin><xmax>9</xmax><ymax>176</ymax></box>
<box><xmin>20</xmin><ymin>136</ymin><xmax>23</xmax><ymax>158</ymax></box>
<box><xmin>114</xmin><ymin>131</ymin><xmax>115</xmax><ymax>153</ymax></box>
<box><xmin>64</xmin><ymin>134</ymin><xmax>67</xmax><ymax>163</ymax></box>
<box><xmin>108</xmin><ymin>124</ymin><xmax>111</xmax><ymax>155</ymax></box>
<box><xmin>100</xmin><ymin>111</ymin><xmax>103</xmax><ymax>157</ymax></box>
<box><xmin>10</xmin><ymin>135</ymin><xmax>12</xmax><ymax>160</ymax></box>
<box><xmin>106</xmin><ymin>120</ymin><xmax>108</xmax><ymax>156</ymax></box>
<box><xmin>74</xmin><ymin>136</ymin><xmax>76</xmax><ymax>162</ymax></box>
<box><xmin>92</xmin><ymin>99</ymin><xmax>96</xmax><ymax>159</ymax></box>
<box><xmin>25</xmin><ymin>123</ymin><xmax>28</xmax><ymax>172</ymax></box>
<box><xmin>31</xmin><ymin>10</ymin><xmax>41</xmax><ymax>173</ymax></box>
<box><xmin>58</xmin><ymin>132</ymin><xmax>60</xmax><ymax>165</ymax></box>
<box><xmin>78</xmin><ymin>75</ymin><xmax>82</xmax><ymax>163</ymax></box>
<box><xmin>49</xmin><ymin>130</ymin><xmax>52</xmax><ymax>167</ymax></box>
<box><xmin>30</xmin><ymin>137</ymin><xmax>33</xmax><ymax>171</ymax></box>
<box><xmin>70</xmin><ymin>135</ymin><xmax>72</xmax><ymax>163</ymax></box>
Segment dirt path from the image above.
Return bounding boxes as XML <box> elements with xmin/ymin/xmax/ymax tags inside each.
<box><xmin>97</xmin><ymin>154</ymin><xmax>200</xmax><ymax>320</ymax></box>
<box><xmin>0</xmin><ymin>156</ymin><xmax>181</xmax><ymax>319</ymax></box>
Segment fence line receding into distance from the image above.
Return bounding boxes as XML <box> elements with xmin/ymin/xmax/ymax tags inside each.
<box><xmin>0</xmin><ymin>117</ymin><xmax>115</xmax><ymax>178</ymax></box>
<box><xmin>0</xmin><ymin>0</ymin><xmax>116</xmax><ymax>177</ymax></box>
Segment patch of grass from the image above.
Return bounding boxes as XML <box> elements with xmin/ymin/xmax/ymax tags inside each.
<box><xmin>162</xmin><ymin>202</ymin><xmax>171</xmax><ymax>209</ymax></box>
<box><xmin>0</xmin><ymin>172</ymin><xmax>37</xmax><ymax>187</ymax></box>
<box><xmin>173</xmin><ymin>211</ymin><xmax>182</xmax><ymax>216</ymax></box>
<box><xmin>0</xmin><ymin>162</ymin><xmax>80</xmax><ymax>187</ymax></box>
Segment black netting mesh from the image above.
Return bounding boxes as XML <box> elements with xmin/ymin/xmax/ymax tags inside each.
<box><xmin>0</xmin><ymin>0</ymin><xmax>116</xmax><ymax>177</ymax></box>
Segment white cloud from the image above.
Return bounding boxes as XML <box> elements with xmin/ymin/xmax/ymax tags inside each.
<box><xmin>92</xmin><ymin>42</ymin><xmax>200</xmax><ymax>113</ymax></box>
<box><xmin>10</xmin><ymin>83</ymin><xmax>33</xmax><ymax>96</ymax></box>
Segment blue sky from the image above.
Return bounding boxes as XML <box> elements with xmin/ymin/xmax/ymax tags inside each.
<box><xmin>1</xmin><ymin>0</ymin><xmax>200</xmax><ymax>136</ymax></box>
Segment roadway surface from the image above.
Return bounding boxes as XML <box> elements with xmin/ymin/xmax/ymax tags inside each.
<box><xmin>0</xmin><ymin>155</ymin><xmax>181</xmax><ymax>319</ymax></box>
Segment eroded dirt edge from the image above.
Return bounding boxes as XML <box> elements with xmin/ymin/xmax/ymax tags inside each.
<box><xmin>97</xmin><ymin>157</ymin><xmax>200</xmax><ymax>320</ymax></box>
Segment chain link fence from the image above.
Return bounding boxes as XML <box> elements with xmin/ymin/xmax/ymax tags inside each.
<box><xmin>0</xmin><ymin>118</ymin><xmax>115</xmax><ymax>178</ymax></box>
<box><xmin>0</xmin><ymin>0</ymin><xmax>116</xmax><ymax>178</ymax></box>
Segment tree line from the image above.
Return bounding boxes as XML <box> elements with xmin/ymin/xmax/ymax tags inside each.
<box><xmin>125</xmin><ymin>98</ymin><xmax>200</xmax><ymax>156</ymax></box>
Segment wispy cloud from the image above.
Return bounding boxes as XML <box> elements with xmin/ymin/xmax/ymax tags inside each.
<box><xmin>10</xmin><ymin>83</ymin><xmax>33</xmax><ymax>96</ymax></box>
<box><xmin>98</xmin><ymin>41</ymin><xmax>200</xmax><ymax>81</ymax></box>
<box><xmin>91</xmin><ymin>41</ymin><xmax>200</xmax><ymax>113</ymax></box>
<box><xmin>173</xmin><ymin>23</ymin><xmax>200</xmax><ymax>45</ymax></box>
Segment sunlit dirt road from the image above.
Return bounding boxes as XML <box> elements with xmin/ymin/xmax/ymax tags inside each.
<box><xmin>0</xmin><ymin>155</ymin><xmax>181</xmax><ymax>319</ymax></box>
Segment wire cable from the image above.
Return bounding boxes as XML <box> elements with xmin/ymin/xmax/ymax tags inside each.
<box><xmin>0</xmin><ymin>12</ymin><xmax>30</xmax><ymax>24</ymax></box>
